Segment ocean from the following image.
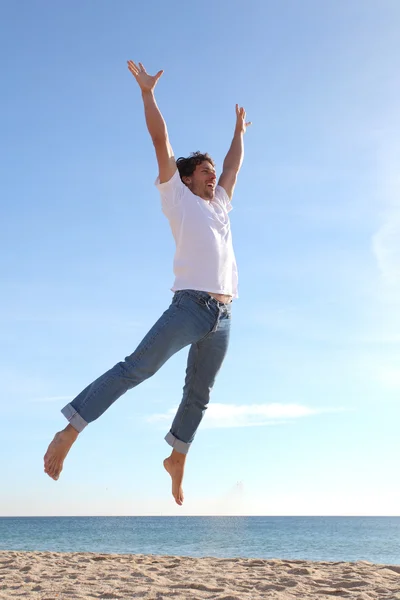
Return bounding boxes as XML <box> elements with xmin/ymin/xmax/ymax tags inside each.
<box><xmin>0</xmin><ymin>517</ymin><xmax>399</xmax><ymax>564</ymax></box>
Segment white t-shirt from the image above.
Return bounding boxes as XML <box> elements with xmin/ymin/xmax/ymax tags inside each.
<box><xmin>155</xmin><ymin>169</ymin><xmax>238</xmax><ymax>298</ymax></box>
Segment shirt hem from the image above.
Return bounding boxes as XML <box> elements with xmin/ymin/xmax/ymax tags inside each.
<box><xmin>170</xmin><ymin>285</ymin><xmax>238</xmax><ymax>299</ymax></box>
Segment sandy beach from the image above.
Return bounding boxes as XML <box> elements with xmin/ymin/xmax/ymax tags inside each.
<box><xmin>0</xmin><ymin>551</ymin><xmax>399</xmax><ymax>599</ymax></box>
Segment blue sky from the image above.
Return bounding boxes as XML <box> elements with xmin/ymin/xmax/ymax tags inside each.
<box><xmin>1</xmin><ymin>0</ymin><xmax>400</xmax><ymax>516</ymax></box>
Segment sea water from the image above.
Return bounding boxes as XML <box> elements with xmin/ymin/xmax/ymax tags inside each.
<box><xmin>0</xmin><ymin>516</ymin><xmax>399</xmax><ymax>564</ymax></box>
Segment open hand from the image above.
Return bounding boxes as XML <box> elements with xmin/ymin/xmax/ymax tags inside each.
<box><xmin>235</xmin><ymin>104</ymin><xmax>252</xmax><ymax>134</ymax></box>
<box><xmin>127</xmin><ymin>61</ymin><xmax>163</xmax><ymax>93</ymax></box>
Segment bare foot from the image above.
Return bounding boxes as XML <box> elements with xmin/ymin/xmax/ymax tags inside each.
<box><xmin>163</xmin><ymin>450</ymin><xmax>186</xmax><ymax>506</ymax></box>
<box><xmin>44</xmin><ymin>424</ymin><xmax>79</xmax><ymax>480</ymax></box>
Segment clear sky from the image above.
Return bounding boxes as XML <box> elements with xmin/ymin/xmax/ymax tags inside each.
<box><xmin>1</xmin><ymin>0</ymin><xmax>400</xmax><ymax>517</ymax></box>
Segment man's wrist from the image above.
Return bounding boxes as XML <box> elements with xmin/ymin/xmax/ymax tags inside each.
<box><xmin>142</xmin><ymin>89</ymin><xmax>155</xmax><ymax>99</ymax></box>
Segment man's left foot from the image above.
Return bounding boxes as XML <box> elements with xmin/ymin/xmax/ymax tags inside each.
<box><xmin>44</xmin><ymin>425</ymin><xmax>79</xmax><ymax>480</ymax></box>
<box><xmin>163</xmin><ymin>450</ymin><xmax>186</xmax><ymax>505</ymax></box>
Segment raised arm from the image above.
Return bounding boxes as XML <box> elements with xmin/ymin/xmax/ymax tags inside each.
<box><xmin>127</xmin><ymin>61</ymin><xmax>176</xmax><ymax>183</ymax></box>
<box><xmin>218</xmin><ymin>105</ymin><xmax>252</xmax><ymax>200</ymax></box>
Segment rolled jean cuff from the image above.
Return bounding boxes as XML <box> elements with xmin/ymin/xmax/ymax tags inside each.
<box><xmin>61</xmin><ymin>403</ymin><xmax>88</xmax><ymax>433</ymax></box>
<box><xmin>165</xmin><ymin>431</ymin><xmax>191</xmax><ymax>455</ymax></box>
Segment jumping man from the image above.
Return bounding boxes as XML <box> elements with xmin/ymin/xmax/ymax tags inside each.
<box><xmin>44</xmin><ymin>61</ymin><xmax>251</xmax><ymax>505</ymax></box>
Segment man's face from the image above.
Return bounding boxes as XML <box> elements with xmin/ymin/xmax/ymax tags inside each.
<box><xmin>184</xmin><ymin>161</ymin><xmax>217</xmax><ymax>201</ymax></box>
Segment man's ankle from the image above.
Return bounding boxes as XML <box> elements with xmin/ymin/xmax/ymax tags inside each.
<box><xmin>169</xmin><ymin>449</ymin><xmax>186</xmax><ymax>463</ymax></box>
<box><xmin>62</xmin><ymin>424</ymin><xmax>79</xmax><ymax>439</ymax></box>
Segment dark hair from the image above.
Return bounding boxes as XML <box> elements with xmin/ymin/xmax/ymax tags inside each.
<box><xmin>176</xmin><ymin>151</ymin><xmax>215</xmax><ymax>180</ymax></box>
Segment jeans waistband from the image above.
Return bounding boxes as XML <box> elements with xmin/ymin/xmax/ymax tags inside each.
<box><xmin>177</xmin><ymin>289</ymin><xmax>232</xmax><ymax>308</ymax></box>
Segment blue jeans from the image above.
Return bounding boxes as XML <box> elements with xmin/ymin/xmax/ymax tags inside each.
<box><xmin>61</xmin><ymin>290</ymin><xmax>232</xmax><ymax>454</ymax></box>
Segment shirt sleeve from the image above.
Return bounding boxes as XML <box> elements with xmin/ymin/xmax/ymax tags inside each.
<box><xmin>214</xmin><ymin>185</ymin><xmax>233</xmax><ymax>212</ymax></box>
<box><xmin>155</xmin><ymin>169</ymin><xmax>185</xmax><ymax>212</ymax></box>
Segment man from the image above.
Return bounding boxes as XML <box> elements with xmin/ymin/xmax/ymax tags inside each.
<box><xmin>44</xmin><ymin>61</ymin><xmax>251</xmax><ymax>505</ymax></box>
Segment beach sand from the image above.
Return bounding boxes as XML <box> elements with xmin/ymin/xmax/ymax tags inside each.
<box><xmin>0</xmin><ymin>551</ymin><xmax>399</xmax><ymax>599</ymax></box>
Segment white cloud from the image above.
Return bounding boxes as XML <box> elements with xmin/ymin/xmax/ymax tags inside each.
<box><xmin>368</xmin><ymin>130</ymin><xmax>400</xmax><ymax>368</ymax></box>
<box><xmin>372</xmin><ymin>214</ymin><xmax>400</xmax><ymax>288</ymax></box>
<box><xmin>147</xmin><ymin>402</ymin><xmax>342</xmax><ymax>429</ymax></box>
<box><xmin>371</xmin><ymin>135</ymin><xmax>400</xmax><ymax>292</ymax></box>
<box><xmin>364</xmin><ymin>359</ymin><xmax>400</xmax><ymax>391</ymax></box>
<box><xmin>29</xmin><ymin>395</ymin><xmax>73</xmax><ymax>404</ymax></box>
<box><xmin>377</xmin><ymin>366</ymin><xmax>400</xmax><ymax>390</ymax></box>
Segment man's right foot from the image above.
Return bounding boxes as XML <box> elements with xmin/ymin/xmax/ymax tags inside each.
<box><xmin>163</xmin><ymin>450</ymin><xmax>186</xmax><ymax>506</ymax></box>
<box><xmin>44</xmin><ymin>425</ymin><xmax>79</xmax><ymax>480</ymax></box>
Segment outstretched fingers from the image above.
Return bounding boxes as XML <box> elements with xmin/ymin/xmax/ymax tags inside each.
<box><xmin>127</xmin><ymin>61</ymin><xmax>164</xmax><ymax>88</ymax></box>
<box><xmin>236</xmin><ymin>104</ymin><xmax>247</xmax><ymax>117</ymax></box>
<box><xmin>127</xmin><ymin>60</ymin><xmax>139</xmax><ymax>77</ymax></box>
<box><xmin>127</xmin><ymin>60</ymin><xmax>149</xmax><ymax>76</ymax></box>
<box><xmin>235</xmin><ymin>104</ymin><xmax>252</xmax><ymax>130</ymax></box>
